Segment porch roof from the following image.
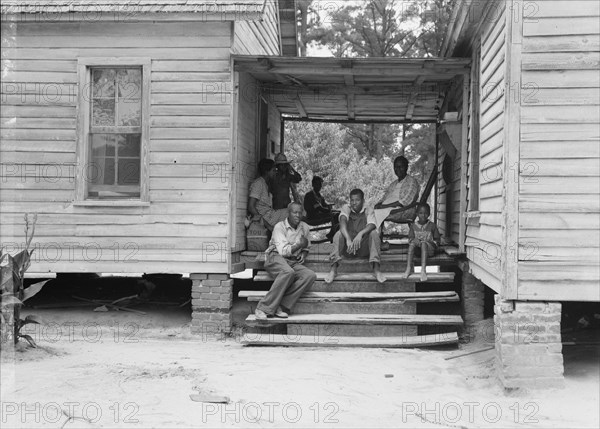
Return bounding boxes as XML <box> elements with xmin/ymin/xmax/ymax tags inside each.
<box><xmin>233</xmin><ymin>55</ymin><xmax>471</xmax><ymax>123</ymax></box>
<box><xmin>1</xmin><ymin>0</ymin><xmax>266</xmax><ymax>18</ymax></box>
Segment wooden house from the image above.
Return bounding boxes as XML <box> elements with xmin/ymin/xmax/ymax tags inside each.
<box><xmin>439</xmin><ymin>0</ymin><xmax>599</xmax><ymax>388</ymax></box>
<box><xmin>1</xmin><ymin>0</ymin><xmax>296</xmax><ymax>276</ymax></box>
<box><xmin>2</xmin><ymin>0</ymin><xmax>598</xmax><ymax>389</ymax></box>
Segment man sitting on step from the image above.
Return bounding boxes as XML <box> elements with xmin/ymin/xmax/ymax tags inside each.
<box><xmin>255</xmin><ymin>202</ymin><xmax>317</xmax><ymax>320</ymax></box>
<box><xmin>325</xmin><ymin>189</ymin><xmax>387</xmax><ymax>284</ymax></box>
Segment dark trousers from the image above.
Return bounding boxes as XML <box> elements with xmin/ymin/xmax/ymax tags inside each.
<box><xmin>257</xmin><ymin>253</ymin><xmax>317</xmax><ymax>315</ymax></box>
<box><xmin>329</xmin><ymin>230</ymin><xmax>381</xmax><ymax>266</ymax></box>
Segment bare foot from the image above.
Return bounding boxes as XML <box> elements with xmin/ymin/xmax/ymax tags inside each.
<box><xmin>402</xmin><ymin>270</ymin><xmax>411</xmax><ymax>279</ymax></box>
<box><xmin>420</xmin><ymin>271</ymin><xmax>428</xmax><ymax>282</ymax></box>
<box><xmin>325</xmin><ymin>266</ymin><xmax>337</xmax><ymax>284</ymax></box>
<box><xmin>374</xmin><ymin>269</ymin><xmax>387</xmax><ymax>283</ymax></box>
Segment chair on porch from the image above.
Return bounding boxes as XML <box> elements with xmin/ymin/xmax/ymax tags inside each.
<box><xmin>381</xmin><ymin>163</ymin><xmax>438</xmax><ymax>241</ymax></box>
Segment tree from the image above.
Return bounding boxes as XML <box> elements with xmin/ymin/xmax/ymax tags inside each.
<box><xmin>290</xmin><ymin>1</ymin><xmax>452</xmax><ymax>201</ymax></box>
<box><xmin>285</xmin><ymin>121</ymin><xmax>396</xmax><ymax>208</ymax></box>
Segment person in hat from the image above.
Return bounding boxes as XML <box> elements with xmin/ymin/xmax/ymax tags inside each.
<box><xmin>271</xmin><ymin>153</ymin><xmax>302</xmax><ymax>210</ymax></box>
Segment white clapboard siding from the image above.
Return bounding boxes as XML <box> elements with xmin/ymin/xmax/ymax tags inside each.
<box><xmin>464</xmin><ymin>2</ymin><xmax>507</xmax><ymax>292</ymax></box>
<box><xmin>0</xmin><ymin>20</ymin><xmax>238</xmax><ymax>274</ymax></box>
<box><xmin>517</xmin><ymin>1</ymin><xmax>600</xmax><ymax>299</ymax></box>
<box><xmin>232</xmin><ymin>71</ymin><xmax>282</xmax><ymax>253</ymax></box>
<box><xmin>232</xmin><ymin>0</ymin><xmax>280</xmax><ymax>55</ymax></box>
<box><xmin>233</xmin><ymin>72</ymin><xmax>259</xmax><ymax>252</ymax></box>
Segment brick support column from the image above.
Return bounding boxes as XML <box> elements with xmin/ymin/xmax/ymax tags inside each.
<box><xmin>190</xmin><ymin>273</ymin><xmax>233</xmax><ymax>337</ymax></box>
<box><xmin>494</xmin><ymin>296</ymin><xmax>564</xmax><ymax>389</ymax></box>
<box><xmin>461</xmin><ymin>271</ymin><xmax>485</xmax><ymax>326</ymax></box>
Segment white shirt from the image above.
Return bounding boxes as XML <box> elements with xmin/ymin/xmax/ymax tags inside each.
<box><xmin>267</xmin><ymin>218</ymin><xmax>311</xmax><ymax>258</ymax></box>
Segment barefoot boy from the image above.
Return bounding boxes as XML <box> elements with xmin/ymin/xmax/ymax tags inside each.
<box><xmin>326</xmin><ymin>189</ymin><xmax>386</xmax><ymax>284</ymax></box>
<box><xmin>403</xmin><ymin>203</ymin><xmax>440</xmax><ymax>281</ymax></box>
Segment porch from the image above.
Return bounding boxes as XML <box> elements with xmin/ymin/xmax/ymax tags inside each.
<box><xmin>226</xmin><ymin>55</ymin><xmax>473</xmax><ymax>347</ymax></box>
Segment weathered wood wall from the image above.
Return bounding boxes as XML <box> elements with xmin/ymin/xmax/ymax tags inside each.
<box><xmin>436</xmin><ymin>121</ymin><xmax>462</xmax><ymax>245</ymax></box>
<box><xmin>228</xmin><ymin>1</ymin><xmax>281</xmax><ymax>259</ymax></box>
<box><xmin>464</xmin><ymin>2</ymin><xmax>507</xmax><ymax>292</ymax></box>
<box><xmin>232</xmin><ymin>0</ymin><xmax>280</xmax><ymax>55</ymax></box>
<box><xmin>517</xmin><ymin>0</ymin><xmax>600</xmax><ymax>301</ymax></box>
<box><xmin>231</xmin><ymin>71</ymin><xmax>281</xmax><ymax>255</ymax></box>
<box><xmin>1</xmin><ymin>21</ymin><xmax>234</xmax><ymax>273</ymax></box>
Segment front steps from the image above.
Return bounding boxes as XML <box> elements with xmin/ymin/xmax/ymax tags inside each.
<box><xmin>240</xmin><ymin>290</ymin><xmax>460</xmax><ymax>302</ymax></box>
<box><xmin>243</xmin><ymin>332</ymin><xmax>459</xmax><ymax>348</ymax></box>
<box><xmin>239</xmin><ymin>248</ymin><xmax>463</xmax><ymax>348</ymax></box>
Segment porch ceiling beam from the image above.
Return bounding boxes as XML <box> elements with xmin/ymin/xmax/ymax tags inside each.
<box><xmin>344</xmin><ymin>74</ymin><xmax>356</xmax><ymax>120</ymax></box>
<box><xmin>294</xmin><ymin>98</ymin><xmax>308</xmax><ymax>118</ymax></box>
<box><xmin>261</xmin><ymin>83</ymin><xmax>449</xmax><ymax>96</ymax></box>
<box><xmin>405</xmin><ymin>90</ymin><xmax>418</xmax><ymax>120</ymax></box>
<box><xmin>244</xmin><ymin>66</ymin><xmax>468</xmax><ymax>77</ymax></box>
<box><xmin>282</xmin><ymin>116</ymin><xmax>437</xmax><ymax>124</ymax></box>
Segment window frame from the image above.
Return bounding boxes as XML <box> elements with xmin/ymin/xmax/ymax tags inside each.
<box><xmin>76</xmin><ymin>57</ymin><xmax>150</xmax><ymax>202</ymax></box>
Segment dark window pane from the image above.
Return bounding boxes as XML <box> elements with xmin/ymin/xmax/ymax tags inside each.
<box><xmin>92</xmin><ymin>98</ymin><xmax>115</xmax><ymax>126</ymax></box>
<box><xmin>118</xmin><ymin>159</ymin><xmax>140</xmax><ymax>185</ymax></box>
<box><xmin>117</xmin><ymin>134</ymin><xmax>140</xmax><ymax>157</ymax></box>
<box><xmin>90</xmin><ymin>157</ymin><xmax>115</xmax><ymax>186</ymax></box>
<box><xmin>92</xmin><ymin>69</ymin><xmax>115</xmax><ymax>98</ymax></box>
<box><xmin>117</xmin><ymin>98</ymin><xmax>141</xmax><ymax>126</ymax></box>
<box><xmin>117</xmin><ymin>69</ymin><xmax>142</xmax><ymax>99</ymax></box>
<box><xmin>90</xmin><ymin>134</ymin><xmax>115</xmax><ymax>157</ymax></box>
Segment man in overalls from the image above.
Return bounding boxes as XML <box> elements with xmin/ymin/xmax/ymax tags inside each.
<box><xmin>325</xmin><ymin>189</ymin><xmax>386</xmax><ymax>284</ymax></box>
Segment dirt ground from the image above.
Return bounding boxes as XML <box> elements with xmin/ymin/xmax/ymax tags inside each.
<box><xmin>1</xmin><ymin>307</ymin><xmax>599</xmax><ymax>429</ymax></box>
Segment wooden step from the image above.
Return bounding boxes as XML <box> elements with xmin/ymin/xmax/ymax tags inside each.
<box><xmin>239</xmin><ymin>290</ymin><xmax>459</xmax><ymax>303</ymax></box>
<box><xmin>243</xmin><ymin>300</ymin><xmax>416</xmax><ymax>315</ymax></box>
<box><xmin>241</xmin><ymin>332</ymin><xmax>459</xmax><ymax>348</ymax></box>
<box><xmin>244</xmin><ymin>254</ymin><xmax>458</xmax><ymax>270</ymax></box>
<box><xmin>287</xmin><ymin>324</ymin><xmax>418</xmax><ymax>338</ymax></box>
<box><xmin>245</xmin><ymin>313</ymin><xmax>464</xmax><ymax>326</ymax></box>
<box><xmin>293</xmin><ymin>301</ymin><xmax>416</xmax><ymax>315</ymax></box>
<box><xmin>308</xmin><ymin>281</ymin><xmax>415</xmax><ymax>293</ymax></box>
<box><xmin>253</xmin><ymin>271</ymin><xmax>455</xmax><ymax>283</ymax></box>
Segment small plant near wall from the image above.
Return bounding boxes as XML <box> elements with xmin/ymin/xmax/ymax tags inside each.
<box><xmin>0</xmin><ymin>214</ymin><xmax>49</xmax><ymax>348</ymax></box>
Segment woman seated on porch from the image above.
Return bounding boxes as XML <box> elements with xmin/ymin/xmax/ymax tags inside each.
<box><xmin>248</xmin><ymin>158</ymin><xmax>288</xmax><ymax>231</ymax></box>
<box><xmin>303</xmin><ymin>176</ymin><xmax>340</xmax><ymax>242</ymax></box>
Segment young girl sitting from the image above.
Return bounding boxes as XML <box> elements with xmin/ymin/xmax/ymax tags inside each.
<box><xmin>403</xmin><ymin>203</ymin><xmax>441</xmax><ymax>281</ymax></box>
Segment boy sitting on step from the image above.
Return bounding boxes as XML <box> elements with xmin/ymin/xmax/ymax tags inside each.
<box><xmin>403</xmin><ymin>203</ymin><xmax>440</xmax><ymax>281</ymax></box>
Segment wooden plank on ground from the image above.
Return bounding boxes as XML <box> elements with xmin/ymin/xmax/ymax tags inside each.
<box><xmin>443</xmin><ymin>247</ymin><xmax>465</xmax><ymax>256</ymax></box>
<box><xmin>239</xmin><ymin>291</ymin><xmax>459</xmax><ymax>302</ymax></box>
<box><xmin>245</xmin><ymin>313</ymin><xmax>464</xmax><ymax>326</ymax></box>
<box><xmin>252</xmin><ymin>272</ymin><xmax>455</xmax><ymax>283</ymax></box>
<box><xmin>241</xmin><ymin>332</ymin><xmax>459</xmax><ymax>348</ymax></box>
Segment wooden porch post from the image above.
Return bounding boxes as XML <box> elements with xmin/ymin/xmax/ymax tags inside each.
<box><xmin>280</xmin><ymin>118</ymin><xmax>285</xmax><ymax>153</ymax></box>
<box><xmin>458</xmin><ymin>72</ymin><xmax>469</xmax><ymax>252</ymax></box>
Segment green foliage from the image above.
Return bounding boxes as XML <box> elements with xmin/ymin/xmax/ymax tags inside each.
<box><xmin>293</xmin><ymin>0</ymin><xmax>452</xmax><ymax>181</ymax></box>
<box><xmin>286</xmin><ymin>122</ymin><xmax>397</xmax><ymax>208</ymax></box>
<box><xmin>303</xmin><ymin>0</ymin><xmax>452</xmax><ymax>58</ymax></box>
<box><xmin>402</xmin><ymin>123</ymin><xmax>437</xmax><ymax>185</ymax></box>
<box><xmin>0</xmin><ymin>214</ymin><xmax>46</xmax><ymax>349</ymax></box>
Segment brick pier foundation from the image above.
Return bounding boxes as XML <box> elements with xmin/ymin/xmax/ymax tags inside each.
<box><xmin>190</xmin><ymin>273</ymin><xmax>233</xmax><ymax>337</ymax></box>
<box><xmin>494</xmin><ymin>296</ymin><xmax>564</xmax><ymax>389</ymax></box>
<box><xmin>461</xmin><ymin>271</ymin><xmax>485</xmax><ymax>326</ymax></box>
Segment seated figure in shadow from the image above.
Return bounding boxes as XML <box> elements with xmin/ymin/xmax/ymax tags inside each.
<box><xmin>303</xmin><ymin>176</ymin><xmax>339</xmax><ymax>242</ymax></box>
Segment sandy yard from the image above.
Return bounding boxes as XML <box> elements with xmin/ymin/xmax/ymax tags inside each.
<box><xmin>1</xmin><ymin>308</ymin><xmax>599</xmax><ymax>429</ymax></box>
